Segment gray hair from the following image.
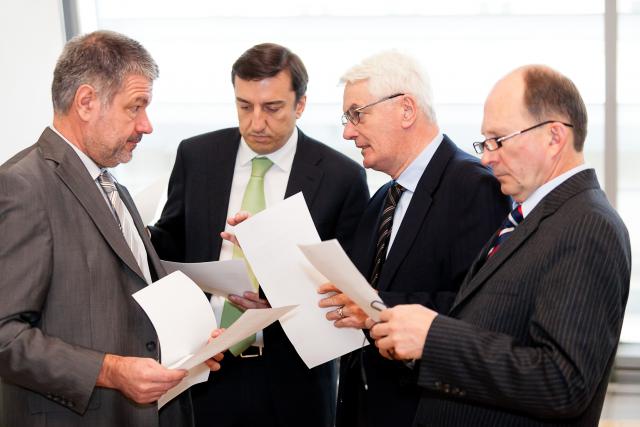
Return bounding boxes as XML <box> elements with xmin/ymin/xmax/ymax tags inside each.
<box><xmin>340</xmin><ymin>50</ymin><xmax>436</xmax><ymax>123</ymax></box>
<box><xmin>52</xmin><ymin>30</ymin><xmax>159</xmax><ymax>114</ymax></box>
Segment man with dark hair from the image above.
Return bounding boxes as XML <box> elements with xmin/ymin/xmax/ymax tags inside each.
<box><xmin>0</xmin><ymin>30</ymin><xmax>222</xmax><ymax>427</ymax></box>
<box><xmin>368</xmin><ymin>65</ymin><xmax>631</xmax><ymax>426</ymax></box>
<box><xmin>150</xmin><ymin>42</ymin><xmax>369</xmax><ymax>427</ymax></box>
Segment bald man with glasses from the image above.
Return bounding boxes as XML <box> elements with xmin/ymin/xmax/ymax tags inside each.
<box><xmin>318</xmin><ymin>51</ymin><xmax>510</xmax><ymax>427</ymax></box>
<box><xmin>368</xmin><ymin>65</ymin><xmax>631</xmax><ymax>426</ymax></box>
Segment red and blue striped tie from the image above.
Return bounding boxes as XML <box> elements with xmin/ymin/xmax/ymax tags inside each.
<box><xmin>486</xmin><ymin>204</ymin><xmax>523</xmax><ymax>259</ymax></box>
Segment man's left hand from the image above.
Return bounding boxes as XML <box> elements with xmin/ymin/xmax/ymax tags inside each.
<box><xmin>318</xmin><ymin>283</ymin><xmax>368</xmax><ymax>329</ymax></box>
<box><xmin>205</xmin><ymin>328</ymin><xmax>225</xmax><ymax>371</ymax></box>
<box><xmin>368</xmin><ymin>304</ymin><xmax>437</xmax><ymax>360</ymax></box>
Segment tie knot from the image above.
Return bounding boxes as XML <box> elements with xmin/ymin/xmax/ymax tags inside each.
<box><xmin>508</xmin><ymin>204</ymin><xmax>524</xmax><ymax>227</ymax></box>
<box><xmin>388</xmin><ymin>182</ymin><xmax>405</xmax><ymax>206</ymax></box>
<box><xmin>251</xmin><ymin>157</ymin><xmax>274</xmax><ymax>178</ymax></box>
<box><xmin>97</xmin><ymin>170</ymin><xmax>117</xmax><ymax>194</ymax></box>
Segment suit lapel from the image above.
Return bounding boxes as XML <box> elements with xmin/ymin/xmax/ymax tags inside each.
<box><xmin>284</xmin><ymin>129</ymin><xmax>323</xmax><ymax>205</ymax></box>
<box><xmin>450</xmin><ymin>169</ymin><xmax>600</xmax><ymax>312</ymax></box>
<box><xmin>354</xmin><ymin>182</ymin><xmax>392</xmax><ymax>279</ymax></box>
<box><xmin>206</xmin><ymin>131</ymin><xmax>241</xmax><ymax>261</ymax></box>
<box><xmin>375</xmin><ymin>136</ymin><xmax>456</xmax><ymax>292</ymax></box>
<box><xmin>118</xmin><ymin>184</ymin><xmax>166</xmax><ymax>282</ymax></box>
<box><xmin>39</xmin><ymin>128</ymin><xmax>146</xmax><ymax>283</ymax></box>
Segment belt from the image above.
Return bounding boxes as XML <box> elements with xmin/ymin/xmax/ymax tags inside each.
<box><xmin>239</xmin><ymin>346</ymin><xmax>263</xmax><ymax>358</ymax></box>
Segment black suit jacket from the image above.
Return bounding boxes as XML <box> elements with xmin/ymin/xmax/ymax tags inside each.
<box><xmin>415</xmin><ymin>169</ymin><xmax>631</xmax><ymax>427</ymax></box>
<box><xmin>337</xmin><ymin>135</ymin><xmax>511</xmax><ymax>427</ymax></box>
<box><xmin>150</xmin><ymin>127</ymin><xmax>369</xmax><ymax>426</ymax></box>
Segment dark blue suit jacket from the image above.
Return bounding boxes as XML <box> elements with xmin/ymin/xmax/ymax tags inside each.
<box><xmin>337</xmin><ymin>135</ymin><xmax>511</xmax><ymax>427</ymax></box>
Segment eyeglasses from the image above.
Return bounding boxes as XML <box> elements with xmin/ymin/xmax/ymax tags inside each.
<box><xmin>473</xmin><ymin>120</ymin><xmax>574</xmax><ymax>154</ymax></box>
<box><xmin>341</xmin><ymin>93</ymin><xmax>405</xmax><ymax>126</ymax></box>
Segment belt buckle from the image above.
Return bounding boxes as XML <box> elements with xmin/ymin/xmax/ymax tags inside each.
<box><xmin>239</xmin><ymin>346</ymin><xmax>263</xmax><ymax>358</ymax></box>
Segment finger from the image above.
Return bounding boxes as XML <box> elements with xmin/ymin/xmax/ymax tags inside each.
<box><xmin>317</xmin><ymin>283</ymin><xmax>340</xmax><ymax>294</ymax></box>
<box><xmin>243</xmin><ymin>292</ymin><xmax>268</xmax><ymax>305</ymax></box>
<box><xmin>318</xmin><ymin>293</ymin><xmax>349</xmax><ymax>308</ymax></box>
<box><xmin>364</xmin><ymin>318</ymin><xmax>377</xmax><ymax>330</ymax></box>
<box><xmin>205</xmin><ymin>359</ymin><xmax>221</xmax><ymax>371</ymax></box>
<box><xmin>213</xmin><ymin>352</ymin><xmax>224</xmax><ymax>362</ymax></box>
<box><xmin>210</xmin><ymin>328</ymin><xmax>224</xmax><ymax>339</ymax></box>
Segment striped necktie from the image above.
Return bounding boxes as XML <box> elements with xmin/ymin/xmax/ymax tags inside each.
<box><xmin>486</xmin><ymin>204</ymin><xmax>523</xmax><ymax>259</ymax></box>
<box><xmin>97</xmin><ymin>170</ymin><xmax>152</xmax><ymax>284</ymax></box>
<box><xmin>221</xmin><ymin>156</ymin><xmax>273</xmax><ymax>355</ymax></box>
<box><xmin>370</xmin><ymin>182</ymin><xmax>405</xmax><ymax>288</ymax></box>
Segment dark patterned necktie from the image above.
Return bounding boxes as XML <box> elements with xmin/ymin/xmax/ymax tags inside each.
<box><xmin>369</xmin><ymin>182</ymin><xmax>405</xmax><ymax>288</ymax></box>
<box><xmin>486</xmin><ymin>204</ymin><xmax>523</xmax><ymax>259</ymax></box>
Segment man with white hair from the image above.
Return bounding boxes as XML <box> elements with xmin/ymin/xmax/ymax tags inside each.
<box><xmin>318</xmin><ymin>51</ymin><xmax>511</xmax><ymax>426</ymax></box>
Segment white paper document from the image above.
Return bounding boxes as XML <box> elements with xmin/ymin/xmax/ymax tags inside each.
<box><xmin>159</xmin><ymin>305</ymin><xmax>297</xmax><ymax>409</ymax></box>
<box><xmin>132</xmin><ymin>177</ymin><xmax>167</xmax><ymax>225</ymax></box>
<box><xmin>132</xmin><ymin>271</ymin><xmax>216</xmax><ymax>409</ymax></box>
<box><xmin>299</xmin><ymin>239</ymin><xmax>387</xmax><ymax>322</ymax></box>
<box><xmin>234</xmin><ymin>193</ymin><xmax>366</xmax><ymax>369</ymax></box>
<box><xmin>161</xmin><ymin>259</ymin><xmax>254</xmax><ymax>298</ymax></box>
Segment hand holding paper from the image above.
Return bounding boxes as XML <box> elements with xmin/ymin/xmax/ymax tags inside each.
<box><xmin>317</xmin><ymin>283</ymin><xmax>370</xmax><ymax>329</ymax></box>
<box><xmin>299</xmin><ymin>239</ymin><xmax>387</xmax><ymax>322</ymax></box>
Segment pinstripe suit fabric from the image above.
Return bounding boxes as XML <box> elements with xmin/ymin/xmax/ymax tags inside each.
<box><xmin>415</xmin><ymin>169</ymin><xmax>631</xmax><ymax>427</ymax></box>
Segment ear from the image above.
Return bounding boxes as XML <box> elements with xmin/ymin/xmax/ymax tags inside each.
<box><xmin>400</xmin><ymin>95</ymin><xmax>418</xmax><ymax>129</ymax></box>
<box><xmin>547</xmin><ymin>121</ymin><xmax>570</xmax><ymax>156</ymax></box>
<box><xmin>74</xmin><ymin>84</ymin><xmax>100</xmax><ymax>122</ymax></box>
<box><xmin>295</xmin><ymin>95</ymin><xmax>307</xmax><ymax>119</ymax></box>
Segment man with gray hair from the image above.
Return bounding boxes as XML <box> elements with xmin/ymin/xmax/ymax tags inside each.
<box><xmin>318</xmin><ymin>51</ymin><xmax>510</xmax><ymax>426</ymax></box>
<box><xmin>0</xmin><ymin>30</ymin><xmax>221</xmax><ymax>426</ymax></box>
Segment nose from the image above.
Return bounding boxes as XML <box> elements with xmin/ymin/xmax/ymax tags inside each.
<box><xmin>251</xmin><ymin>109</ymin><xmax>267</xmax><ymax>132</ymax></box>
<box><xmin>342</xmin><ymin>121</ymin><xmax>358</xmax><ymax>141</ymax></box>
<box><xmin>480</xmin><ymin>149</ymin><xmax>497</xmax><ymax>167</ymax></box>
<box><xmin>136</xmin><ymin>109</ymin><xmax>153</xmax><ymax>134</ymax></box>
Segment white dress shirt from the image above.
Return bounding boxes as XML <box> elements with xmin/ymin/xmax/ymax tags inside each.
<box><xmin>520</xmin><ymin>164</ymin><xmax>589</xmax><ymax>219</ymax></box>
<box><xmin>212</xmin><ymin>127</ymin><xmax>298</xmax><ymax>347</ymax></box>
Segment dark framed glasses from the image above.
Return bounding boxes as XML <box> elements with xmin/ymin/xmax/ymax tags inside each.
<box><xmin>473</xmin><ymin>120</ymin><xmax>574</xmax><ymax>154</ymax></box>
<box><xmin>341</xmin><ymin>93</ymin><xmax>405</xmax><ymax>126</ymax></box>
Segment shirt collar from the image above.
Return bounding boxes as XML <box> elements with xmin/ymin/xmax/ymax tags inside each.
<box><xmin>49</xmin><ymin>125</ymin><xmax>103</xmax><ymax>181</ymax></box>
<box><xmin>520</xmin><ymin>164</ymin><xmax>589</xmax><ymax>217</ymax></box>
<box><xmin>237</xmin><ymin>127</ymin><xmax>298</xmax><ymax>172</ymax></box>
<box><xmin>396</xmin><ymin>133</ymin><xmax>444</xmax><ymax>193</ymax></box>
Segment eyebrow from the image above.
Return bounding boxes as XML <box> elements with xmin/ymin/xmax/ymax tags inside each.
<box><xmin>235</xmin><ymin>97</ymin><xmax>286</xmax><ymax>106</ymax></box>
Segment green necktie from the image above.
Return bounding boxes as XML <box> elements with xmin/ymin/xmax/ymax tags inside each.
<box><xmin>221</xmin><ymin>156</ymin><xmax>273</xmax><ymax>355</ymax></box>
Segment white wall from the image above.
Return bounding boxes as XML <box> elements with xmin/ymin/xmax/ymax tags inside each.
<box><xmin>0</xmin><ymin>0</ymin><xmax>66</xmax><ymax>163</ymax></box>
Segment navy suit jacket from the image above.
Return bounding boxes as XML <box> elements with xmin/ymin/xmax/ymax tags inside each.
<box><xmin>337</xmin><ymin>135</ymin><xmax>511</xmax><ymax>427</ymax></box>
<box><xmin>150</xmin><ymin>127</ymin><xmax>369</xmax><ymax>426</ymax></box>
<box><xmin>415</xmin><ymin>169</ymin><xmax>631</xmax><ymax>427</ymax></box>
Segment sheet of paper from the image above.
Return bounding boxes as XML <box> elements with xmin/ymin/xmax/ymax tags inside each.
<box><xmin>132</xmin><ymin>177</ymin><xmax>167</xmax><ymax>225</ymax></box>
<box><xmin>234</xmin><ymin>193</ymin><xmax>366</xmax><ymax>368</ymax></box>
<box><xmin>159</xmin><ymin>305</ymin><xmax>296</xmax><ymax>409</ymax></box>
<box><xmin>299</xmin><ymin>240</ymin><xmax>387</xmax><ymax>322</ymax></box>
<box><xmin>161</xmin><ymin>259</ymin><xmax>254</xmax><ymax>298</ymax></box>
<box><xmin>131</xmin><ymin>271</ymin><xmax>216</xmax><ymax>409</ymax></box>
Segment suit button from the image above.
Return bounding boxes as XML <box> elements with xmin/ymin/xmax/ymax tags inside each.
<box><xmin>443</xmin><ymin>384</ymin><xmax>451</xmax><ymax>393</ymax></box>
<box><xmin>146</xmin><ymin>341</ymin><xmax>157</xmax><ymax>352</ymax></box>
<box><xmin>459</xmin><ymin>390</ymin><xmax>467</xmax><ymax>397</ymax></box>
<box><xmin>434</xmin><ymin>381</ymin><xmax>442</xmax><ymax>390</ymax></box>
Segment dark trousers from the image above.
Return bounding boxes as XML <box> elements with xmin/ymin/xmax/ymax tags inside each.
<box><xmin>191</xmin><ymin>323</ymin><xmax>336</xmax><ymax>427</ymax></box>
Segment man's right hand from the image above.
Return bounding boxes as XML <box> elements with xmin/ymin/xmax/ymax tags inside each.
<box><xmin>96</xmin><ymin>354</ymin><xmax>187</xmax><ymax>404</ymax></box>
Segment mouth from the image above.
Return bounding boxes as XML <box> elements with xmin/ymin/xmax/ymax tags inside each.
<box><xmin>127</xmin><ymin>134</ymin><xmax>143</xmax><ymax>144</ymax></box>
<box><xmin>250</xmin><ymin>134</ymin><xmax>271</xmax><ymax>142</ymax></box>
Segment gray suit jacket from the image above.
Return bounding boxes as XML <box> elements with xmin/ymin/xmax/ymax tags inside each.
<box><xmin>0</xmin><ymin>128</ymin><xmax>192</xmax><ymax>427</ymax></box>
<box><xmin>414</xmin><ymin>169</ymin><xmax>631</xmax><ymax>426</ymax></box>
